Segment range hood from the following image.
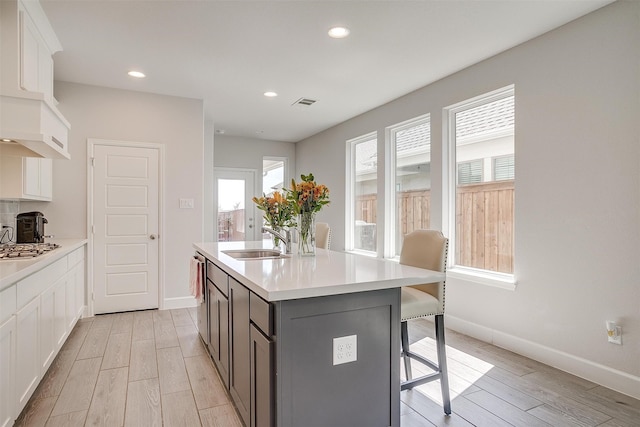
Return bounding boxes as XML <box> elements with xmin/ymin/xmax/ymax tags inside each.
<box><xmin>0</xmin><ymin>0</ymin><xmax>70</xmax><ymax>160</ymax></box>
<box><xmin>0</xmin><ymin>92</ymin><xmax>71</xmax><ymax>159</ymax></box>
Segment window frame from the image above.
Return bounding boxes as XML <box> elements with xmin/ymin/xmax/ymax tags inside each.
<box><xmin>443</xmin><ymin>85</ymin><xmax>516</xmax><ymax>289</ymax></box>
<box><xmin>384</xmin><ymin>113</ymin><xmax>431</xmax><ymax>259</ymax></box>
<box><xmin>345</xmin><ymin>131</ymin><xmax>378</xmax><ymax>255</ymax></box>
<box><xmin>262</xmin><ymin>156</ymin><xmax>289</xmax><ymax>195</ymax></box>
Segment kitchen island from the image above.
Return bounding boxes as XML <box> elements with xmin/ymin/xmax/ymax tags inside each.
<box><xmin>194</xmin><ymin>241</ymin><xmax>444</xmax><ymax>427</ymax></box>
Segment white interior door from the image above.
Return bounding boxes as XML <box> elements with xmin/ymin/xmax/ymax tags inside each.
<box><xmin>214</xmin><ymin>169</ymin><xmax>256</xmax><ymax>242</ymax></box>
<box><xmin>91</xmin><ymin>143</ymin><xmax>160</xmax><ymax>314</ymax></box>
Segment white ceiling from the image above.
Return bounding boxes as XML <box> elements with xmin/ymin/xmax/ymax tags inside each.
<box><xmin>40</xmin><ymin>0</ymin><xmax>612</xmax><ymax>143</ymax></box>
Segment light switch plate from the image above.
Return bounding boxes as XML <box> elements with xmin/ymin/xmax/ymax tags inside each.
<box><xmin>333</xmin><ymin>335</ymin><xmax>357</xmax><ymax>365</ymax></box>
<box><xmin>179</xmin><ymin>198</ymin><xmax>194</xmax><ymax>209</ymax></box>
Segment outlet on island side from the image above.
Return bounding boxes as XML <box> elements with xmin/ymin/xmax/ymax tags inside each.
<box><xmin>333</xmin><ymin>334</ymin><xmax>357</xmax><ymax>365</ymax></box>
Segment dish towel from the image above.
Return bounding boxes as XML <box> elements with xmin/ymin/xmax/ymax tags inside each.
<box><xmin>190</xmin><ymin>257</ymin><xmax>204</xmax><ymax>303</ymax></box>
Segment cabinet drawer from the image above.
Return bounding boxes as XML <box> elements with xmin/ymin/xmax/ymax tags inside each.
<box><xmin>250</xmin><ymin>293</ymin><xmax>273</xmax><ymax>337</ymax></box>
<box><xmin>17</xmin><ymin>257</ymin><xmax>67</xmax><ymax>309</ymax></box>
<box><xmin>67</xmin><ymin>247</ymin><xmax>84</xmax><ymax>267</ymax></box>
<box><xmin>207</xmin><ymin>260</ymin><xmax>228</xmax><ymax>296</ymax></box>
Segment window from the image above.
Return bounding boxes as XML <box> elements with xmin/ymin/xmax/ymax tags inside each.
<box><xmin>262</xmin><ymin>157</ymin><xmax>286</xmax><ymax>195</ymax></box>
<box><xmin>457</xmin><ymin>159</ymin><xmax>483</xmax><ymax>185</ymax></box>
<box><xmin>446</xmin><ymin>87</ymin><xmax>515</xmax><ymax>276</ymax></box>
<box><xmin>493</xmin><ymin>155</ymin><xmax>514</xmax><ymax>181</ymax></box>
<box><xmin>387</xmin><ymin>115</ymin><xmax>431</xmax><ymax>258</ymax></box>
<box><xmin>347</xmin><ymin>133</ymin><xmax>377</xmax><ymax>253</ymax></box>
<box><xmin>260</xmin><ymin>157</ymin><xmax>287</xmax><ymax>240</ymax></box>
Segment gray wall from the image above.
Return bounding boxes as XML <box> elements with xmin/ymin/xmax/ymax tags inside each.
<box><xmin>213</xmin><ymin>134</ymin><xmax>296</xmax><ymax>180</ymax></box>
<box><xmin>29</xmin><ymin>81</ymin><xmax>204</xmax><ymax>305</ymax></box>
<box><xmin>295</xmin><ymin>1</ymin><xmax>639</xmax><ymax>397</ymax></box>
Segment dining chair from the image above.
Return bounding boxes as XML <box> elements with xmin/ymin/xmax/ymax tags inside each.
<box><xmin>315</xmin><ymin>222</ymin><xmax>331</xmax><ymax>250</ymax></box>
<box><xmin>400</xmin><ymin>229</ymin><xmax>451</xmax><ymax>415</ymax></box>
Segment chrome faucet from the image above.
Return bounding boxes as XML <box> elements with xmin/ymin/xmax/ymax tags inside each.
<box><xmin>262</xmin><ymin>226</ymin><xmax>292</xmax><ymax>254</ymax></box>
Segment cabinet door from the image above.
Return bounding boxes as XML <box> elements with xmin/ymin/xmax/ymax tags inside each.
<box><xmin>39</xmin><ymin>285</ymin><xmax>56</xmax><ymax>373</ymax></box>
<box><xmin>229</xmin><ymin>278</ymin><xmax>250</xmax><ymax>426</ymax></box>
<box><xmin>0</xmin><ymin>316</ymin><xmax>16</xmax><ymax>427</ymax></box>
<box><xmin>20</xmin><ymin>10</ymin><xmax>40</xmax><ymax>92</ymax></box>
<box><xmin>217</xmin><ymin>287</ymin><xmax>230</xmax><ymax>389</ymax></box>
<box><xmin>208</xmin><ymin>281</ymin><xmax>219</xmax><ymax>360</ymax></box>
<box><xmin>40</xmin><ymin>158</ymin><xmax>53</xmax><ymax>199</ymax></box>
<box><xmin>65</xmin><ymin>270</ymin><xmax>77</xmax><ymax>331</ymax></box>
<box><xmin>16</xmin><ymin>297</ymin><xmax>40</xmax><ymax>413</ymax></box>
<box><xmin>250</xmin><ymin>324</ymin><xmax>274</xmax><ymax>427</ymax></box>
<box><xmin>23</xmin><ymin>157</ymin><xmax>42</xmax><ymax>198</ymax></box>
<box><xmin>54</xmin><ymin>275</ymin><xmax>67</xmax><ymax>349</ymax></box>
<box><xmin>73</xmin><ymin>260</ymin><xmax>85</xmax><ymax>320</ymax></box>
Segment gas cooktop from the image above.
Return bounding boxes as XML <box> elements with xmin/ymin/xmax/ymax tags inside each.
<box><xmin>0</xmin><ymin>243</ymin><xmax>60</xmax><ymax>260</ymax></box>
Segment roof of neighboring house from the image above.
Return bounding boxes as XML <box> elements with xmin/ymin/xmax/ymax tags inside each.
<box><xmin>456</xmin><ymin>95</ymin><xmax>514</xmax><ymax>140</ymax></box>
<box><xmin>356</xmin><ymin>95</ymin><xmax>514</xmax><ymax>173</ymax></box>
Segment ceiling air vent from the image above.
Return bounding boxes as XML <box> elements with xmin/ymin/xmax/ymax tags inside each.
<box><xmin>292</xmin><ymin>98</ymin><xmax>317</xmax><ymax>107</ymax></box>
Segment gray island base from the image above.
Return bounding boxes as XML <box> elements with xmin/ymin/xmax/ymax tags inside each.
<box><xmin>194</xmin><ymin>241</ymin><xmax>444</xmax><ymax>427</ymax></box>
<box><xmin>276</xmin><ymin>288</ymin><xmax>400</xmax><ymax>427</ymax></box>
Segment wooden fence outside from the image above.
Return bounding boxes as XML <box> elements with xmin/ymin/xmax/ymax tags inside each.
<box><xmin>356</xmin><ymin>180</ymin><xmax>514</xmax><ymax>273</ymax></box>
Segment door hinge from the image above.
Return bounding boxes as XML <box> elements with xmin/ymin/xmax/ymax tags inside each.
<box><xmin>91</xmin><ymin>225</ymin><xmax>95</xmax><ymax>234</ymax></box>
<box><xmin>90</xmin><ymin>157</ymin><xmax>95</xmax><ymax>167</ymax></box>
<box><xmin>91</xmin><ymin>292</ymin><xmax>94</xmax><ymax>301</ymax></box>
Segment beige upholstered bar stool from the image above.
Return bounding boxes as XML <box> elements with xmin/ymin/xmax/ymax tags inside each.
<box><xmin>315</xmin><ymin>222</ymin><xmax>331</xmax><ymax>249</ymax></box>
<box><xmin>400</xmin><ymin>229</ymin><xmax>451</xmax><ymax>415</ymax></box>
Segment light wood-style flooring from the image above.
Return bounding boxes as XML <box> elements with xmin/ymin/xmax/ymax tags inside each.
<box><xmin>14</xmin><ymin>308</ymin><xmax>640</xmax><ymax>427</ymax></box>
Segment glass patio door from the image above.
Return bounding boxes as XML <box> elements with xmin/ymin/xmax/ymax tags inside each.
<box><xmin>214</xmin><ymin>168</ymin><xmax>257</xmax><ymax>242</ymax></box>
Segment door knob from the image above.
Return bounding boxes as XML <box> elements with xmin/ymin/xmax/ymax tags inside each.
<box><xmin>150</xmin><ymin>234</ymin><xmax>157</xmax><ymax>240</ymax></box>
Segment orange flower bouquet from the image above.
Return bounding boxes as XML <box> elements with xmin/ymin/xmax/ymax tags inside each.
<box><xmin>286</xmin><ymin>173</ymin><xmax>330</xmax><ymax>255</ymax></box>
<box><xmin>252</xmin><ymin>191</ymin><xmax>296</xmax><ymax>247</ymax></box>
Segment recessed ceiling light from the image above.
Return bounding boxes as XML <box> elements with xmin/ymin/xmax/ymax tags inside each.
<box><xmin>328</xmin><ymin>27</ymin><xmax>350</xmax><ymax>39</ymax></box>
<box><xmin>264</xmin><ymin>91</ymin><xmax>278</xmax><ymax>97</ymax></box>
<box><xmin>128</xmin><ymin>70</ymin><xmax>146</xmax><ymax>78</ymax></box>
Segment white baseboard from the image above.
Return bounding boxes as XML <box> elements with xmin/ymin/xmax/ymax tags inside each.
<box><xmin>445</xmin><ymin>315</ymin><xmax>640</xmax><ymax>400</ymax></box>
<box><xmin>162</xmin><ymin>296</ymin><xmax>198</xmax><ymax>310</ymax></box>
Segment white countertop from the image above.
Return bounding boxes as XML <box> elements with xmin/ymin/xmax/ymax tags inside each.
<box><xmin>0</xmin><ymin>239</ymin><xmax>88</xmax><ymax>291</ymax></box>
<box><xmin>194</xmin><ymin>241</ymin><xmax>445</xmax><ymax>302</ymax></box>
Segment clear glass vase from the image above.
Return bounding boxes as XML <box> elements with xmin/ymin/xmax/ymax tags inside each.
<box><xmin>271</xmin><ymin>225</ymin><xmax>282</xmax><ymax>251</ymax></box>
<box><xmin>298</xmin><ymin>212</ymin><xmax>316</xmax><ymax>256</ymax></box>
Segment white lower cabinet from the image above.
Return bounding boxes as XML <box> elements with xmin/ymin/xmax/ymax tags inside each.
<box><xmin>54</xmin><ymin>276</ymin><xmax>67</xmax><ymax>350</ymax></box>
<box><xmin>16</xmin><ymin>297</ymin><xmax>41</xmax><ymax>414</ymax></box>
<box><xmin>66</xmin><ymin>254</ymin><xmax>85</xmax><ymax>330</ymax></box>
<box><xmin>41</xmin><ymin>274</ymin><xmax>67</xmax><ymax>373</ymax></box>
<box><xmin>2</xmin><ymin>244</ymin><xmax>86</xmax><ymax>423</ymax></box>
<box><xmin>40</xmin><ymin>283</ymin><xmax>56</xmax><ymax>373</ymax></box>
<box><xmin>0</xmin><ymin>316</ymin><xmax>16</xmax><ymax>427</ymax></box>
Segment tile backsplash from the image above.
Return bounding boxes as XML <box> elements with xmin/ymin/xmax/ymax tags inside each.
<box><xmin>0</xmin><ymin>201</ymin><xmax>20</xmax><ymax>241</ymax></box>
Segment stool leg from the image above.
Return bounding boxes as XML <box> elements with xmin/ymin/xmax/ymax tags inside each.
<box><xmin>435</xmin><ymin>314</ymin><xmax>451</xmax><ymax>415</ymax></box>
<box><xmin>401</xmin><ymin>321</ymin><xmax>412</xmax><ymax>381</ymax></box>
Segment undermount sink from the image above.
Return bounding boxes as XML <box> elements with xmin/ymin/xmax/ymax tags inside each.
<box><xmin>222</xmin><ymin>249</ymin><xmax>287</xmax><ymax>260</ymax></box>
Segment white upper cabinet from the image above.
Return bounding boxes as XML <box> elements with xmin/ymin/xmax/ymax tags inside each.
<box><xmin>0</xmin><ymin>0</ymin><xmax>70</xmax><ymax>159</ymax></box>
<box><xmin>0</xmin><ymin>154</ymin><xmax>53</xmax><ymax>201</ymax></box>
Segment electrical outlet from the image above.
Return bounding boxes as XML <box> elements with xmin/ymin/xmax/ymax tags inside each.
<box><xmin>179</xmin><ymin>198</ymin><xmax>194</xmax><ymax>209</ymax></box>
<box><xmin>607</xmin><ymin>326</ymin><xmax>622</xmax><ymax>345</ymax></box>
<box><xmin>333</xmin><ymin>335</ymin><xmax>357</xmax><ymax>365</ymax></box>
